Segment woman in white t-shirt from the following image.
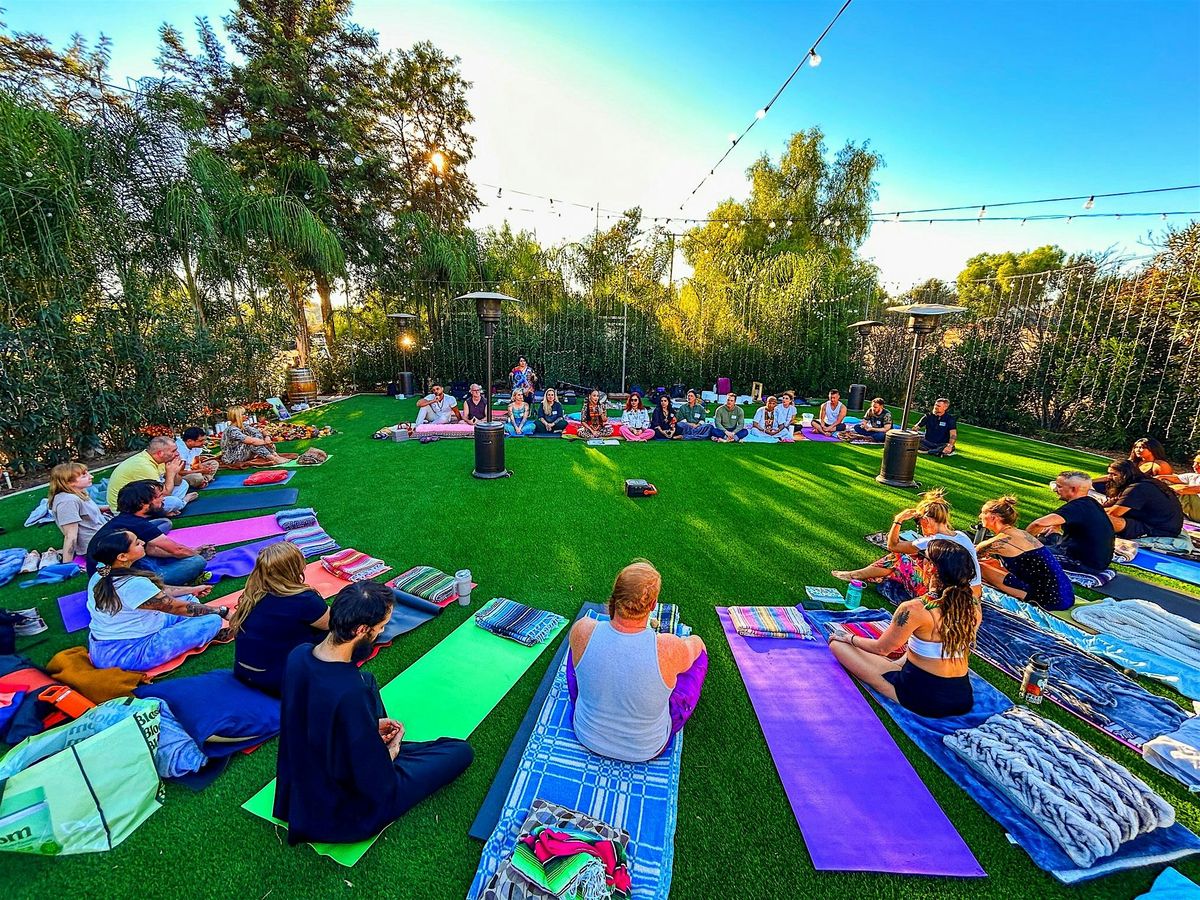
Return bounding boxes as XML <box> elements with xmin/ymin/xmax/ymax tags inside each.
<box><xmin>833</xmin><ymin>488</ymin><xmax>982</xmax><ymax>603</ymax></box>
<box><xmin>49</xmin><ymin>462</ymin><xmax>110</xmax><ymax>561</ymax></box>
<box><xmin>87</xmin><ymin>530</ymin><xmax>228</xmax><ymax>671</ymax></box>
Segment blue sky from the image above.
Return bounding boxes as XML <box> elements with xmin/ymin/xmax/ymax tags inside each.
<box><xmin>8</xmin><ymin>0</ymin><xmax>1200</xmax><ymax>286</ymax></box>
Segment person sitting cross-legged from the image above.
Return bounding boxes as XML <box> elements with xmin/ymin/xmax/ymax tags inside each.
<box><xmin>221</xmin><ymin>406</ymin><xmax>295</xmax><ymax>468</ymax></box>
<box><xmin>811</xmin><ymin>389</ymin><xmax>847</xmax><ymax>435</ymax></box>
<box><xmin>86</xmin><ymin>530</ymin><xmax>228</xmax><ymax>671</ymax></box>
<box><xmin>504</xmin><ymin>391</ymin><xmax>535</xmax><ymax>436</ymax></box>
<box><xmin>776</xmin><ymin>391</ymin><xmax>798</xmax><ymax>439</ymax></box>
<box><xmin>746</xmin><ymin>395</ymin><xmax>791</xmax><ymax>443</ymax></box>
<box><xmin>176</xmin><ymin>427</ymin><xmax>219</xmax><ymax>488</ymax></box>
<box><xmin>675</xmin><ymin>390</ymin><xmax>714</xmax><ymax>440</ymax></box>
<box><xmin>845</xmin><ymin>397</ymin><xmax>892</xmax><ymax>443</ymax></box>
<box><xmin>915</xmin><ymin>398</ymin><xmax>957</xmax><ymax>457</ymax></box>
<box><xmin>1027</xmin><ymin>470</ymin><xmax>1116</xmax><ymax>575</ymax></box>
<box><xmin>87</xmin><ymin>480</ymin><xmax>213</xmax><ymax>584</ymax></box>
<box><xmin>711</xmin><ymin>392</ymin><xmax>749</xmax><ymax>443</ymax></box>
<box><xmin>829</xmin><ymin>541</ymin><xmax>980</xmax><ymax>718</ymax></box>
<box><xmin>108</xmin><ymin>434</ymin><xmax>197</xmax><ymax>514</ymax></box>
<box><xmin>976</xmin><ymin>496</ymin><xmax>1074</xmax><ymax>611</ymax></box>
<box><xmin>575</xmin><ymin>390</ymin><xmax>614</xmax><ymax>440</ymax></box>
<box><xmin>457</xmin><ymin>384</ymin><xmax>489</xmax><ymax>425</ymax></box>
<box><xmin>534</xmin><ymin>387</ymin><xmax>568</xmax><ymax>435</ymax></box>
<box><xmin>619</xmin><ymin>393</ymin><xmax>653</xmax><ymax>441</ymax></box>
<box><xmin>414</xmin><ymin>384</ymin><xmax>458</xmax><ymax>427</ymax></box>
<box><xmin>650</xmin><ymin>393</ymin><xmax>679</xmax><ymax>439</ymax></box>
<box><xmin>568</xmin><ymin>560</ymin><xmax>707</xmax><ymax>762</ymax></box>
<box><xmin>1160</xmin><ymin>451</ymin><xmax>1200</xmax><ymax>524</ymax></box>
<box><xmin>274</xmin><ymin>582</ymin><xmax>473</xmax><ymax>846</ymax></box>
<box><xmin>1102</xmin><ymin>457</ymin><xmax>1184</xmax><ymax>539</ymax></box>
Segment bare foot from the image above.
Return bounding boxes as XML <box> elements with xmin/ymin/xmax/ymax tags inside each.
<box><xmin>184</xmin><ymin>492</ymin><xmax>199</xmax><ymax>503</ymax></box>
<box><xmin>831</xmin><ymin>570</ymin><xmax>856</xmax><ymax>582</ymax></box>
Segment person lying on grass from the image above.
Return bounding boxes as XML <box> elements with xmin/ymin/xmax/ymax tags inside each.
<box><xmin>1159</xmin><ymin>452</ymin><xmax>1200</xmax><ymax>524</ymax></box>
<box><xmin>274</xmin><ymin>582</ymin><xmax>473</xmax><ymax>846</ymax></box>
<box><xmin>832</xmin><ymin>487</ymin><xmax>982</xmax><ymax>603</ymax></box>
<box><xmin>1101</xmin><ymin>458</ymin><xmax>1185</xmax><ymax>540</ymax></box>
<box><xmin>568</xmin><ymin>559</ymin><xmax>707</xmax><ymax>763</ymax></box>
<box><xmin>975</xmin><ymin>496</ymin><xmax>1074</xmax><ymax>611</ymax></box>
<box><xmin>829</xmin><ymin>541</ymin><xmax>981</xmax><ymax>718</ymax></box>
<box><xmin>231</xmin><ymin>542</ymin><xmax>330</xmax><ymax>697</ymax></box>
<box><xmin>86</xmin><ymin>529</ymin><xmax>227</xmax><ymax>672</ymax></box>
<box><xmin>221</xmin><ymin>405</ymin><xmax>296</xmax><ymax>468</ymax></box>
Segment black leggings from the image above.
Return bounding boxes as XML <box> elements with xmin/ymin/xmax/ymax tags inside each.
<box><xmin>883</xmin><ymin>661</ymin><xmax>973</xmax><ymax>718</ymax></box>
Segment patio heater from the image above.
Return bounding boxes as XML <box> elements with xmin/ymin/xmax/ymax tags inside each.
<box><xmin>457</xmin><ymin>291</ymin><xmax>519</xmax><ymax>479</ymax></box>
<box><xmin>876</xmin><ymin>304</ymin><xmax>966</xmax><ymax>489</ymax></box>
<box><xmin>386</xmin><ymin>312</ymin><xmax>417</xmax><ymax>396</ymax></box>
<box><xmin>846</xmin><ymin>319</ymin><xmax>883</xmax><ymax>411</ymax></box>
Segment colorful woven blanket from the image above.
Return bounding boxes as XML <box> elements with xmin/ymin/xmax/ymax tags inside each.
<box><xmin>475</xmin><ymin>598</ymin><xmax>566</xmax><ymax>647</ymax></box>
<box><xmin>276</xmin><ymin>507</ymin><xmax>318</xmax><ymax>531</ymax></box>
<box><xmin>485</xmin><ymin>800</ymin><xmax>631</xmax><ymax>900</ymax></box>
<box><xmin>285</xmin><ymin>525</ymin><xmax>340</xmax><ymax>558</ymax></box>
<box><xmin>388</xmin><ymin>565</ymin><xmax>459</xmax><ymax>605</ymax></box>
<box><xmin>728</xmin><ymin>606</ymin><xmax>813</xmax><ymax>639</ymax></box>
<box><xmin>650</xmin><ymin>602</ymin><xmax>680</xmax><ymax>636</ymax></box>
<box><xmin>320</xmin><ymin>548</ymin><xmax>391</xmax><ymax>583</ymax></box>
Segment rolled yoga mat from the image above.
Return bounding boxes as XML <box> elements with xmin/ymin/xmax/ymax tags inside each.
<box><xmin>1100</xmin><ymin>574</ymin><xmax>1200</xmax><ymax>624</ymax></box>
<box><xmin>205</xmin><ymin>471</ymin><xmax>296</xmax><ymax>490</ymax></box>
<box><xmin>717</xmin><ymin>606</ymin><xmax>984</xmax><ymax>877</ymax></box>
<box><xmin>242</xmin><ymin>612</ymin><xmax>566</xmax><ymax>866</ymax></box>
<box><xmin>169</xmin><ymin>514</ymin><xmax>285</xmax><ymax>547</ymax></box>
<box><xmin>468</xmin><ymin>602</ymin><xmax>600</xmax><ymax>840</ymax></box>
<box><xmin>176</xmin><ymin>487</ymin><xmax>299</xmax><ymax>518</ymax></box>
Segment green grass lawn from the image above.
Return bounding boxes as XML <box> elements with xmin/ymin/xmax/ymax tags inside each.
<box><xmin>2</xmin><ymin>394</ymin><xmax>1197</xmax><ymax>899</ymax></box>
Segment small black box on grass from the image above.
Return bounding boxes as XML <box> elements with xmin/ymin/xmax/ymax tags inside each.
<box><xmin>625</xmin><ymin>479</ymin><xmax>657</xmax><ymax>498</ymax></box>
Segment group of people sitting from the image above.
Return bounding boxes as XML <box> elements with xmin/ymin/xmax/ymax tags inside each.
<box><xmin>1090</xmin><ymin>438</ymin><xmax>1195</xmax><ymax>540</ymax></box>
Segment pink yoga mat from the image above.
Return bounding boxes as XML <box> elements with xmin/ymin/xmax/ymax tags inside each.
<box><xmin>717</xmin><ymin>608</ymin><xmax>984</xmax><ymax>877</ymax></box>
<box><xmin>800</xmin><ymin>427</ymin><xmax>840</xmax><ymax>442</ymax></box>
<box><xmin>169</xmin><ymin>514</ymin><xmax>285</xmax><ymax>548</ymax></box>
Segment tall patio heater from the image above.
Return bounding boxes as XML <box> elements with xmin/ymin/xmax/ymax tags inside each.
<box><xmin>457</xmin><ymin>291</ymin><xmax>519</xmax><ymax>479</ymax></box>
<box><xmin>876</xmin><ymin>304</ymin><xmax>966</xmax><ymax>488</ymax></box>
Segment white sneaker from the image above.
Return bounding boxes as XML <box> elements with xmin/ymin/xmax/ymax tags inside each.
<box><xmin>38</xmin><ymin>549</ymin><xmax>61</xmax><ymax>569</ymax></box>
<box><xmin>19</xmin><ymin>550</ymin><xmax>40</xmax><ymax>573</ymax></box>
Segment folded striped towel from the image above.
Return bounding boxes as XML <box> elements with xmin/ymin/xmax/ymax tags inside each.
<box><xmin>387</xmin><ymin>565</ymin><xmax>458</xmax><ymax>605</ymax></box>
<box><xmin>650</xmin><ymin>602</ymin><xmax>680</xmax><ymax>636</ymax></box>
<box><xmin>728</xmin><ymin>606</ymin><xmax>813</xmax><ymax>639</ymax></box>
<box><xmin>475</xmin><ymin>598</ymin><xmax>566</xmax><ymax>647</ymax></box>
<box><xmin>276</xmin><ymin>507</ymin><xmax>318</xmax><ymax>531</ymax></box>
<box><xmin>286</xmin><ymin>525</ymin><xmax>340</xmax><ymax>558</ymax></box>
<box><xmin>320</xmin><ymin>548</ymin><xmax>391</xmax><ymax>583</ymax></box>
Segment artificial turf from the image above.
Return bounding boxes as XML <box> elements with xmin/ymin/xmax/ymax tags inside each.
<box><xmin>1</xmin><ymin>393</ymin><xmax>1198</xmax><ymax>899</ymax></box>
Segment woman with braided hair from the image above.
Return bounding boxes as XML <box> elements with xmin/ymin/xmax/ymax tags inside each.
<box><xmin>567</xmin><ymin>560</ymin><xmax>707</xmax><ymax>762</ymax></box>
<box><xmin>830</xmin><ymin>541</ymin><xmax>981</xmax><ymax>718</ymax></box>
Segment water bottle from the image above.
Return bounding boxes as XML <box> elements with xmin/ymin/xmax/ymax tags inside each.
<box><xmin>845</xmin><ymin>580</ymin><xmax>864</xmax><ymax>609</ymax></box>
<box><xmin>1020</xmin><ymin>654</ymin><xmax>1051</xmax><ymax>704</ymax></box>
<box><xmin>455</xmin><ymin>569</ymin><xmax>472</xmax><ymax>607</ymax></box>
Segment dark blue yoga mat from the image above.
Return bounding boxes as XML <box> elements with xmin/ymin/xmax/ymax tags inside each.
<box><xmin>808</xmin><ymin>608</ymin><xmax>1200</xmax><ymax>884</ymax></box>
<box><xmin>177</xmin><ymin>488</ymin><xmax>299</xmax><ymax>518</ymax></box>
<box><xmin>206</xmin><ymin>471</ymin><xmax>296</xmax><ymax>491</ymax></box>
<box><xmin>376</xmin><ymin>590</ymin><xmax>443</xmax><ymax>644</ymax></box>
<box><xmin>1101</xmin><ymin>574</ymin><xmax>1200</xmax><ymax>624</ymax></box>
<box><xmin>1128</xmin><ymin>548</ymin><xmax>1200</xmax><ymax>588</ymax></box>
<box><xmin>468</xmin><ymin>602</ymin><xmax>600</xmax><ymax>841</ymax></box>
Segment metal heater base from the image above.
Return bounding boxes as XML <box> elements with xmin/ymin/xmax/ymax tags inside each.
<box><xmin>876</xmin><ymin>429</ymin><xmax>922</xmax><ymax>489</ymax></box>
<box><xmin>472</xmin><ymin>422</ymin><xmax>510</xmax><ymax>479</ymax></box>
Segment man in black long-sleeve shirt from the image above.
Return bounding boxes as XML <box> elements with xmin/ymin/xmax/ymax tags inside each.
<box><xmin>274</xmin><ymin>583</ymin><xmax>473</xmax><ymax>845</ymax></box>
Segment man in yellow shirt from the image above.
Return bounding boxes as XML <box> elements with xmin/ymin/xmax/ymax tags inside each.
<box><xmin>107</xmin><ymin>436</ymin><xmax>196</xmax><ymax>514</ymax></box>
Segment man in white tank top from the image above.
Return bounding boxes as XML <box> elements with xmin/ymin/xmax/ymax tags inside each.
<box><xmin>810</xmin><ymin>389</ymin><xmax>847</xmax><ymax>435</ymax></box>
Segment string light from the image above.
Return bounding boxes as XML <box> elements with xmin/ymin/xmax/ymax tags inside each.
<box><xmin>755</xmin><ymin>108</ymin><xmax>767</xmax><ymax>120</ymax></box>
<box><xmin>1083</xmin><ymin>196</ymin><xmax>1094</xmax><ymax>210</ymax></box>
<box><xmin>978</xmin><ymin>205</ymin><xmax>986</xmax><ymax>219</ymax></box>
<box><xmin>808</xmin><ymin>50</ymin><xmax>822</xmax><ymax>67</ymax></box>
<box><xmin>353</xmin><ymin>155</ymin><xmax>363</xmax><ymax>166</ymax></box>
<box><xmin>238</xmin><ymin>127</ymin><xmax>251</xmax><ymax>139</ymax></box>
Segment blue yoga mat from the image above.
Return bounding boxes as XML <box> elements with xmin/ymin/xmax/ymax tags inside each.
<box><xmin>206</xmin><ymin>471</ymin><xmax>296</xmax><ymax>491</ymax></box>
<box><xmin>177</xmin><ymin>488</ymin><xmax>299</xmax><ymax>518</ymax></box>
<box><xmin>1129</xmin><ymin>548</ymin><xmax>1200</xmax><ymax>588</ymax></box>
<box><xmin>807</xmin><ymin>608</ymin><xmax>1200</xmax><ymax>884</ymax></box>
<box><xmin>468</xmin><ymin>602</ymin><xmax>599</xmax><ymax>841</ymax></box>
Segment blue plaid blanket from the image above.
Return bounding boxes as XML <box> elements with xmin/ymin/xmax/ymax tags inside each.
<box><xmin>468</xmin><ymin>656</ymin><xmax>682</xmax><ymax>899</ymax></box>
<box><xmin>475</xmin><ymin>598</ymin><xmax>566</xmax><ymax>647</ymax></box>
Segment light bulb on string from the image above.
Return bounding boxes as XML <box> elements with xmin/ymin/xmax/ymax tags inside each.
<box><xmin>1083</xmin><ymin>196</ymin><xmax>1094</xmax><ymax>210</ymax></box>
<box><xmin>354</xmin><ymin>155</ymin><xmax>363</xmax><ymax>165</ymax></box>
<box><xmin>497</xmin><ymin>187</ymin><xmax>502</xmax><ymax>198</ymax></box>
<box><xmin>893</xmin><ymin>212</ymin><xmax>900</xmax><ymax>222</ymax></box>
<box><xmin>24</xmin><ymin>171</ymin><xmax>32</xmax><ymax>178</ymax></box>
<box><xmin>1020</xmin><ymin>218</ymin><xmax>1027</xmax><ymax>226</ymax></box>
<box><xmin>1067</xmin><ymin>216</ymin><xmax>1073</xmax><ymax>223</ymax></box>
<box><xmin>808</xmin><ymin>50</ymin><xmax>822</xmax><ymax>67</ymax></box>
<box><xmin>1162</xmin><ymin>213</ymin><xmax>1167</xmax><ymax>220</ymax></box>
<box><xmin>978</xmin><ymin>205</ymin><xmax>986</xmax><ymax>219</ymax></box>
<box><xmin>755</xmin><ymin>108</ymin><xmax>767</xmax><ymax>119</ymax></box>
<box><xmin>728</xmin><ymin>132</ymin><xmax>738</xmax><ymax>144</ymax></box>
<box><xmin>768</xmin><ymin>220</ymin><xmax>776</xmax><ymax>229</ymax></box>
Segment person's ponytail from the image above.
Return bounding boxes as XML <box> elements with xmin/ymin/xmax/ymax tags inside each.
<box><xmin>90</xmin><ymin>530</ymin><xmax>164</xmax><ymax>616</ymax></box>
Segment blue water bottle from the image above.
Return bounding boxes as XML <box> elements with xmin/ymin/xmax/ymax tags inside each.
<box><xmin>846</xmin><ymin>580</ymin><xmax>864</xmax><ymax>609</ymax></box>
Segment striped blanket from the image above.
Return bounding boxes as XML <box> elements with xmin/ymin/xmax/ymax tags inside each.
<box><xmin>276</xmin><ymin>507</ymin><xmax>318</xmax><ymax>531</ymax></box>
<box><xmin>388</xmin><ymin>566</ymin><xmax>459</xmax><ymax>605</ymax></box>
<box><xmin>475</xmin><ymin>598</ymin><xmax>567</xmax><ymax>647</ymax></box>
<box><xmin>320</xmin><ymin>548</ymin><xmax>391</xmax><ymax>583</ymax></box>
<box><xmin>286</xmin><ymin>525</ymin><xmax>340</xmax><ymax>558</ymax></box>
<box><xmin>728</xmin><ymin>606</ymin><xmax>814</xmax><ymax>639</ymax></box>
<box><xmin>650</xmin><ymin>602</ymin><xmax>680</xmax><ymax>637</ymax></box>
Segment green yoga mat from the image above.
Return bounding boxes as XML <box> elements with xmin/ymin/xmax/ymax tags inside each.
<box><xmin>242</xmin><ymin>614</ymin><xmax>566</xmax><ymax>866</ymax></box>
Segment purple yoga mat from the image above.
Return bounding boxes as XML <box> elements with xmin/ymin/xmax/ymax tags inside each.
<box><xmin>58</xmin><ymin>589</ymin><xmax>91</xmax><ymax>633</ymax></box>
<box><xmin>801</xmin><ymin>427</ymin><xmax>840</xmax><ymax>442</ymax></box>
<box><xmin>717</xmin><ymin>608</ymin><xmax>984</xmax><ymax>877</ymax></box>
<box><xmin>203</xmin><ymin>535</ymin><xmax>285</xmax><ymax>581</ymax></box>
<box><xmin>169</xmin><ymin>514</ymin><xmax>285</xmax><ymax>548</ymax></box>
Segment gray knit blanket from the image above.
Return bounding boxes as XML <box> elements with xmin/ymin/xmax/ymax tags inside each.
<box><xmin>944</xmin><ymin>707</ymin><xmax>1175</xmax><ymax>868</ymax></box>
<box><xmin>1073</xmin><ymin>599</ymin><xmax>1200</xmax><ymax>671</ymax></box>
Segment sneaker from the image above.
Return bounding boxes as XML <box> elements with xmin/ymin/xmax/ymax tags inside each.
<box><xmin>192</xmin><ymin>570</ymin><xmax>215</xmax><ymax>586</ymax></box>
<box><xmin>13</xmin><ymin>608</ymin><xmax>47</xmax><ymax>636</ymax></box>
<box><xmin>39</xmin><ymin>549</ymin><xmax>61</xmax><ymax>569</ymax></box>
<box><xmin>19</xmin><ymin>550</ymin><xmax>40</xmax><ymax>573</ymax></box>
<box><xmin>942</xmin><ymin>448</ymin><xmax>956</xmax><ymax>457</ymax></box>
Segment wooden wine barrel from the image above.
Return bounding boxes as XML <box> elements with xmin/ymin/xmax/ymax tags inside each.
<box><xmin>287</xmin><ymin>367</ymin><xmax>319</xmax><ymax>404</ymax></box>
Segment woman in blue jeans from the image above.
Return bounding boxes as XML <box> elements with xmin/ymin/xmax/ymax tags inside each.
<box><xmin>86</xmin><ymin>530</ymin><xmax>227</xmax><ymax>671</ymax></box>
<box><xmin>567</xmin><ymin>560</ymin><xmax>707</xmax><ymax>762</ymax></box>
